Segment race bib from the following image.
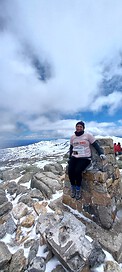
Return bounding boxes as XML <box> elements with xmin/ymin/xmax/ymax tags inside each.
<box><xmin>73</xmin><ymin>146</ymin><xmax>85</xmax><ymax>156</ymax></box>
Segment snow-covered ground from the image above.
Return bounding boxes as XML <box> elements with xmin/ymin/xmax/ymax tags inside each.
<box><xmin>0</xmin><ymin>136</ymin><xmax>122</xmax><ymax>271</ymax></box>
<box><xmin>2</xmin><ymin>179</ymin><xmax>122</xmax><ymax>272</ymax></box>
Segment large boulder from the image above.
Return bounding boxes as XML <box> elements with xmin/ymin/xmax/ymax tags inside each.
<box><xmin>31</xmin><ymin>171</ymin><xmax>62</xmax><ymax>199</ymax></box>
<box><xmin>44</xmin><ymin>162</ymin><xmax>63</xmax><ymax>175</ymax></box>
<box><xmin>0</xmin><ymin>241</ymin><xmax>12</xmax><ymax>270</ymax></box>
<box><xmin>37</xmin><ymin>211</ymin><xmax>105</xmax><ymax>272</ymax></box>
<box><xmin>9</xmin><ymin>249</ymin><xmax>26</xmax><ymax>272</ymax></box>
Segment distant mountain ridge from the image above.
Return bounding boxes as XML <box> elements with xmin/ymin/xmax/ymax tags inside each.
<box><xmin>1</xmin><ymin>135</ymin><xmax>122</xmax><ymax>150</ymax></box>
<box><xmin>0</xmin><ymin>139</ymin><xmax>69</xmax><ymax>163</ymax></box>
<box><xmin>0</xmin><ymin>139</ymin><xmax>42</xmax><ymax>149</ymax></box>
<box><xmin>0</xmin><ymin>138</ymin><xmax>70</xmax><ymax>149</ymax></box>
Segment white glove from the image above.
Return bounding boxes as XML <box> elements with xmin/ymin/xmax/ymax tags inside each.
<box><xmin>100</xmin><ymin>154</ymin><xmax>106</xmax><ymax>160</ymax></box>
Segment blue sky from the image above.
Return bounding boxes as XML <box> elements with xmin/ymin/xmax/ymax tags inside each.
<box><xmin>1</xmin><ymin>0</ymin><xmax>122</xmax><ymax>144</ymax></box>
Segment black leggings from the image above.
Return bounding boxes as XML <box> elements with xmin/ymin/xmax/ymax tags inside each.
<box><xmin>68</xmin><ymin>157</ymin><xmax>91</xmax><ymax>187</ymax></box>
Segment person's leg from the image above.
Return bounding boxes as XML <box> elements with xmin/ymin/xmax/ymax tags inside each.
<box><xmin>68</xmin><ymin>157</ymin><xmax>77</xmax><ymax>185</ymax></box>
<box><xmin>75</xmin><ymin>158</ymin><xmax>91</xmax><ymax>200</ymax></box>
<box><xmin>75</xmin><ymin>158</ymin><xmax>90</xmax><ymax>186</ymax></box>
<box><xmin>68</xmin><ymin>157</ymin><xmax>77</xmax><ymax>197</ymax></box>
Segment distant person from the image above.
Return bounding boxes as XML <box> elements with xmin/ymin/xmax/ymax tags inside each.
<box><xmin>68</xmin><ymin>121</ymin><xmax>106</xmax><ymax>200</ymax></box>
<box><xmin>117</xmin><ymin>142</ymin><xmax>122</xmax><ymax>155</ymax></box>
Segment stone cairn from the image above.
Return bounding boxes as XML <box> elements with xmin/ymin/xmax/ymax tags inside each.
<box><xmin>63</xmin><ymin>138</ymin><xmax>121</xmax><ymax>229</ymax></box>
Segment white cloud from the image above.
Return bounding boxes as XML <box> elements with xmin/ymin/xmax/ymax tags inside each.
<box><xmin>91</xmin><ymin>92</ymin><xmax>122</xmax><ymax>114</ymax></box>
<box><xmin>1</xmin><ymin>0</ymin><xmax>122</xmax><ymax>139</ymax></box>
<box><xmin>10</xmin><ymin>118</ymin><xmax>122</xmax><ymax>139</ymax></box>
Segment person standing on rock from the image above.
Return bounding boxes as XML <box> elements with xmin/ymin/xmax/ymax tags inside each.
<box><xmin>68</xmin><ymin>121</ymin><xmax>106</xmax><ymax>200</ymax></box>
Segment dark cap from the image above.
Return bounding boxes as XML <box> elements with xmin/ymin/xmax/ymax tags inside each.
<box><xmin>76</xmin><ymin>121</ymin><xmax>85</xmax><ymax>129</ymax></box>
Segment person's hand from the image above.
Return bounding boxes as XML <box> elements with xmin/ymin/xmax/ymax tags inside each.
<box><xmin>100</xmin><ymin>154</ymin><xmax>106</xmax><ymax>160</ymax></box>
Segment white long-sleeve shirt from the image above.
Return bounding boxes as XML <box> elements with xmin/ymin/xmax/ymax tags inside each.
<box><xmin>70</xmin><ymin>132</ymin><xmax>96</xmax><ymax>158</ymax></box>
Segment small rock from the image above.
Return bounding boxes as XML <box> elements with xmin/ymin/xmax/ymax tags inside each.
<box><xmin>51</xmin><ymin>264</ymin><xmax>66</xmax><ymax>272</ymax></box>
<box><xmin>0</xmin><ymin>194</ymin><xmax>8</xmax><ymax>205</ymax></box>
<box><xmin>28</xmin><ymin>240</ymin><xmax>39</xmax><ymax>265</ymax></box>
<box><xmin>27</xmin><ymin>256</ymin><xmax>46</xmax><ymax>272</ymax></box>
<box><xmin>12</xmin><ymin>202</ymin><xmax>28</xmax><ymax>219</ymax></box>
<box><xmin>21</xmin><ymin>214</ymin><xmax>35</xmax><ymax>228</ymax></box>
<box><xmin>24</xmin><ymin>239</ymin><xmax>35</xmax><ymax>249</ymax></box>
<box><xmin>104</xmin><ymin>260</ymin><xmax>122</xmax><ymax>272</ymax></box>
<box><xmin>0</xmin><ymin>223</ymin><xmax>6</xmax><ymax>239</ymax></box>
<box><xmin>88</xmin><ymin>241</ymin><xmax>106</xmax><ymax>268</ymax></box>
<box><xmin>5</xmin><ymin>216</ymin><xmax>17</xmax><ymax>234</ymax></box>
<box><xmin>33</xmin><ymin>202</ymin><xmax>48</xmax><ymax>215</ymax></box>
<box><xmin>6</xmin><ymin>181</ymin><xmax>18</xmax><ymax>195</ymax></box>
<box><xmin>18</xmin><ymin>195</ymin><xmax>34</xmax><ymax>207</ymax></box>
<box><xmin>0</xmin><ymin>201</ymin><xmax>13</xmax><ymax>216</ymax></box>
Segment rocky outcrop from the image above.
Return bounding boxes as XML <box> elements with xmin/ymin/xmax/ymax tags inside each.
<box><xmin>0</xmin><ymin>146</ymin><xmax>122</xmax><ymax>271</ymax></box>
<box><xmin>31</xmin><ymin>170</ymin><xmax>62</xmax><ymax>199</ymax></box>
<box><xmin>44</xmin><ymin>162</ymin><xmax>63</xmax><ymax>175</ymax></box>
<box><xmin>63</xmin><ymin>138</ymin><xmax>121</xmax><ymax>229</ymax></box>
<box><xmin>36</xmin><ymin>211</ymin><xmax>106</xmax><ymax>272</ymax></box>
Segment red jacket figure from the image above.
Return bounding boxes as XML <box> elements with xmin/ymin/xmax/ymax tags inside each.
<box><xmin>116</xmin><ymin>142</ymin><xmax>122</xmax><ymax>154</ymax></box>
<box><xmin>114</xmin><ymin>143</ymin><xmax>118</xmax><ymax>154</ymax></box>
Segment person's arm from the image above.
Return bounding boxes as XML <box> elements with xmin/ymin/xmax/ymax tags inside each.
<box><xmin>92</xmin><ymin>140</ymin><xmax>106</xmax><ymax>160</ymax></box>
<box><xmin>69</xmin><ymin>144</ymin><xmax>73</xmax><ymax>158</ymax></box>
<box><xmin>92</xmin><ymin>140</ymin><xmax>103</xmax><ymax>155</ymax></box>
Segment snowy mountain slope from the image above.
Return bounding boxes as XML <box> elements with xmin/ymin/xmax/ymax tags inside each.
<box><xmin>0</xmin><ymin>139</ymin><xmax>69</xmax><ymax>163</ymax></box>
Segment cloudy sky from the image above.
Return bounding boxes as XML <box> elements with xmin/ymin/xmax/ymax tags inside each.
<box><xmin>1</xmin><ymin>0</ymin><xmax>122</xmax><ymax>145</ymax></box>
